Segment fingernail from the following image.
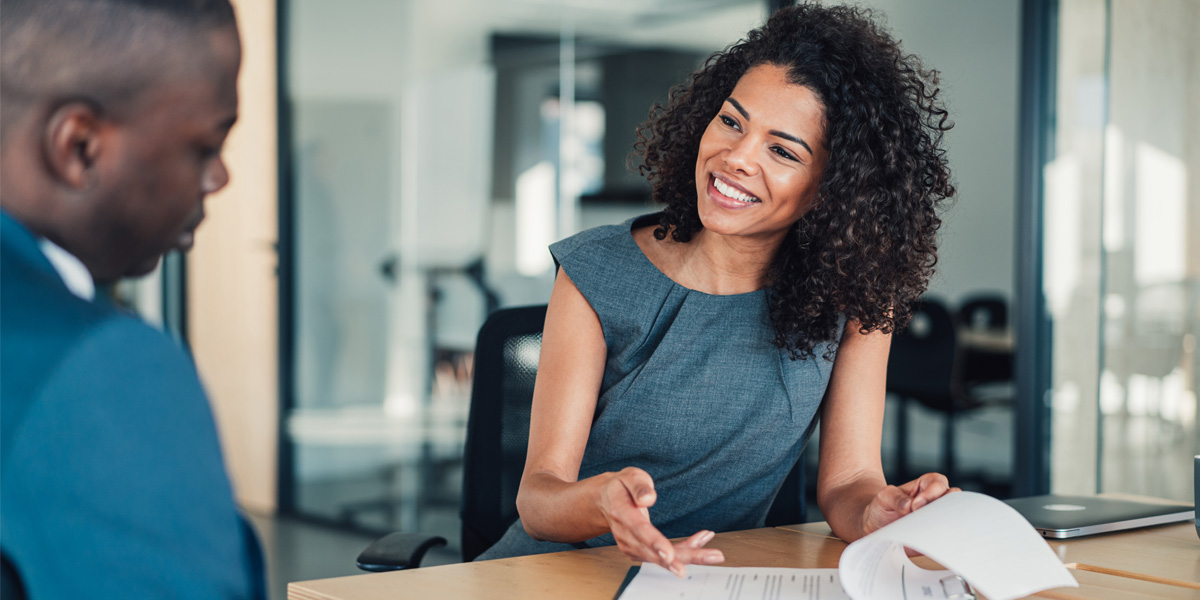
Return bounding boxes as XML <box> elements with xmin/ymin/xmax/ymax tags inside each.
<box><xmin>658</xmin><ymin>550</ymin><xmax>670</xmax><ymax>563</ymax></box>
<box><xmin>705</xmin><ymin>552</ymin><xmax>725</xmax><ymax>564</ymax></box>
<box><xmin>672</xmin><ymin>564</ymin><xmax>687</xmax><ymax>578</ymax></box>
<box><xmin>702</xmin><ymin>530</ymin><xmax>715</xmax><ymax>544</ymax></box>
<box><xmin>901</xmin><ymin>497</ymin><xmax>910</xmax><ymax>510</ymax></box>
<box><xmin>640</xmin><ymin>493</ymin><xmax>655</xmax><ymax>505</ymax></box>
<box><xmin>913</xmin><ymin>498</ymin><xmax>927</xmax><ymax>510</ymax></box>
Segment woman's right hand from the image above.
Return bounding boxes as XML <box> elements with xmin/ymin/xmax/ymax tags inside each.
<box><xmin>599</xmin><ymin>467</ymin><xmax>724</xmax><ymax>577</ymax></box>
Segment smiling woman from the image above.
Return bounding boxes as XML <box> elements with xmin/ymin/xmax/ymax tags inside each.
<box><xmin>692</xmin><ymin>64</ymin><xmax>827</xmax><ymax>256</ymax></box>
<box><xmin>480</xmin><ymin>2</ymin><xmax>959</xmax><ymax>576</ymax></box>
<box><xmin>637</xmin><ymin>4</ymin><xmax>955</xmax><ymax>359</ymax></box>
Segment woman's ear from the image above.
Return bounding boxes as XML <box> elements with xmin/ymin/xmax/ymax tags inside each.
<box><xmin>42</xmin><ymin>101</ymin><xmax>105</xmax><ymax>190</ymax></box>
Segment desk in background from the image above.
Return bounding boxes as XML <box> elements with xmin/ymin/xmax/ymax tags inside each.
<box><xmin>289</xmin><ymin>521</ymin><xmax>1198</xmax><ymax>600</ymax></box>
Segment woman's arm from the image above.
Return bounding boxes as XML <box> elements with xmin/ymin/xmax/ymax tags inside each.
<box><xmin>515</xmin><ymin>268</ymin><xmax>722</xmax><ymax>574</ymax></box>
<box><xmin>816</xmin><ymin>320</ymin><xmax>956</xmax><ymax>542</ymax></box>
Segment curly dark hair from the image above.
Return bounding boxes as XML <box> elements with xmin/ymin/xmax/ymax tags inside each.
<box><xmin>631</xmin><ymin>2</ymin><xmax>955</xmax><ymax>360</ymax></box>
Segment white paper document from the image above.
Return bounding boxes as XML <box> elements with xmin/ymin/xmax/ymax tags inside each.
<box><xmin>620</xmin><ymin>564</ymin><xmax>851</xmax><ymax>600</ymax></box>
<box><xmin>619</xmin><ymin>492</ymin><xmax>1078</xmax><ymax>600</ymax></box>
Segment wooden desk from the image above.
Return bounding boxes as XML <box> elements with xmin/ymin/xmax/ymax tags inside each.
<box><xmin>958</xmin><ymin>328</ymin><xmax>1014</xmax><ymax>354</ymax></box>
<box><xmin>288</xmin><ymin>523</ymin><xmax>1198</xmax><ymax>600</ymax></box>
<box><xmin>1048</xmin><ymin>523</ymin><xmax>1200</xmax><ymax>590</ymax></box>
<box><xmin>1036</xmin><ymin>494</ymin><xmax>1198</xmax><ymax>591</ymax></box>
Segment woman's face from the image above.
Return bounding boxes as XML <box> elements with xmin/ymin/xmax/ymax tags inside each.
<box><xmin>694</xmin><ymin>63</ymin><xmax>828</xmax><ymax>246</ymax></box>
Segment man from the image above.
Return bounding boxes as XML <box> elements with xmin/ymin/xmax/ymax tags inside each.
<box><xmin>0</xmin><ymin>0</ymin><xmax>265</xmax><ymax>597</ymax></box>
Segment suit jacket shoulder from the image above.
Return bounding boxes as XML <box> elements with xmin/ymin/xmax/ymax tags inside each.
<box><xmin>0</xmin><ymin>212</ymin><xmax>264</xmax><ymax>599</ymax></box>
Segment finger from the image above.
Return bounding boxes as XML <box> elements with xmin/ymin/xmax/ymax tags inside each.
<box><xmin>894</xmin><ymin>473</ymin><xmax>937</xmax><ymax>502</ymax></box>
<box><xmin>613</xmin><ymin>522</ymin><xmax>674</xmax><ymax>569</ymax></box>
<box><xmin>607</xmin><ymin>497</ymin><xmax>671</xmax><ymax>565</ymax></box>
<box><xmin>674</xmin><ymin>541</ymin><xmax>725</xmax><ymax>565</ymax></box>
<box><xmin>654</xmin><ymin>538</ymin><xmax>686</xmax><ymax>578</ymax></box>
<box><xmin>910</xmin><ymin>474</ymin><xmax>951</xmax><ymax>510</ymax></box>
<box><xmin>617</xmin><ymin>467</ymin><xmax>658</xmax><ymax>508</ymax></box>
<box><xmin>636</xmin><ymin>518</ymin><xmax>682</xmax><ymax>576</ymax></box>
<box><xmin>875</xmin><ymin>485</ymin><xmax>913</xmax><ymax>514</ymax></box>
<box><xmin>666</xmin><ymin>530</ymin><xmax>720</xmax><ymax>571</ymax></box>
<box><xmin>683</xmin><ymin>530</ymin><xmax>715</xmax><ymax>549</ymax></box>
<box><xmin>625</xmin><ymin>518</ymin><xmax>676</xmax><ymax>570</ymax></box>
<box><xmin>895</xmin><ymin>477</ymin><xmax>923</xmax><ymax>495</ymax></box>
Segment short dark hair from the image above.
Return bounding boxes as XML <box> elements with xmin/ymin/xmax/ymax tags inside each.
<box><xmin>0</xmin><ymin>0</ymin><xmax>237</xmax><ymax>139</ymax></box>
<box><xmin>633</xmin><ymin>2</ymin><xmax>955</xmax><ymax>360</ymax></box>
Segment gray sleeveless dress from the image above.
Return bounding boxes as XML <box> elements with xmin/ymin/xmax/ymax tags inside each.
<box><xmin>476</xmin><ymin>214</ymin><xmax>840</xmax><ymax>560</ymax></box>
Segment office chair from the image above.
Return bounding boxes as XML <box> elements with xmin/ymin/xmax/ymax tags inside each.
<box><xmin>889</xmin><ymin>296</ymin><xmax>1017</xmax><ymax>490</ymax></box>
<box><xmin>955</xmin><ymin>294</ymin><xmax>1013</xmax><ymax>389</ymax></box>
<box><xmin>956</xmin><ymin>295</ymin><xmax>1007</xmax><ymax>330</ymax></box>
<box><xmin>887</xmin><ymin>298</ymin><xmax>964</xmax><ymax>481</ymax></box>
<box><xmin>357</xmin><ymin>304</ymin><xmax>808</xmax><ymax>571</ymax></box>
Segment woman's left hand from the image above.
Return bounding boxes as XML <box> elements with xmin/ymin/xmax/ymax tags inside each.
<box><xmin>860</xmin><ymin>472</ymin><xmax>959</xmax><ymax>537</ymax></box>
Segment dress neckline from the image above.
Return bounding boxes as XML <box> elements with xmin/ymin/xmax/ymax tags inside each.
<box><xmin>623</xmin><ymin>214</ymin><xmax>766</xmax><ymax>300</ymax></box>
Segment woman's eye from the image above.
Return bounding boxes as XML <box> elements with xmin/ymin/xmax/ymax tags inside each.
<box><xmin>772</xmin><ymin>146</ymin><xmax>798</xmax><ymax>162</ymax></box>
<box><xmin>719</xmin><ymin>115</ymin><xmax>739</xmax><ymax>129</ymax></box>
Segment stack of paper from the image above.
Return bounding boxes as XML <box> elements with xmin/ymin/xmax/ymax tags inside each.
<box><xmin>618</xmin><ymin>492</ymin><xmax>1077</xmax><ymax>600</ymax></box>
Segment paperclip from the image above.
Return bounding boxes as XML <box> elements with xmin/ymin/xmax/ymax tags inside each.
<box><xmin>939</xmin><ymin>574</ymin><xmax>976</xmax><ymax>600</ymax></box>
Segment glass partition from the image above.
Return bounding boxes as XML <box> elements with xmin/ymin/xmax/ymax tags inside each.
<box><xmin>1044</xmin><ymin>0</ymin><xmax>1108</xmax><ymax>496</ymax></box>
<box><xmin>1047</xmin><ymin>0</ymin><xmax>1199</xmax><ymax>500</ymax></box>
<box><xmin>1096</xmin><ymin>0</ymin><xmax>1199</xmax><ymax>500</ymax></box>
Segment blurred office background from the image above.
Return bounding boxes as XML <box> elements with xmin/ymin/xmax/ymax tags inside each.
<box><xmin>113</xmin><ymin>0</ymin><xmax>1198</xmax><ymax>597</ymax></box>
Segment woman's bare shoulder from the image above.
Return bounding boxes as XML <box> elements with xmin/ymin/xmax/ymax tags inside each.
<box><xmin>631</xmin><ymin>224</ymin><xmax>682</xmax><ymax>278</ymax></box>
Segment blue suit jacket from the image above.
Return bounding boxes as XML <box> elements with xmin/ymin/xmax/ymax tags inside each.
<box><xmin>0</xmin><ymin>211</ymin><xmax>266</xmax><ymax>599</ymax></box>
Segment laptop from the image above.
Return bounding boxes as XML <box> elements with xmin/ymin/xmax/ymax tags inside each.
<box><xmin>1003</xmin><ymin>495</ymin><xmax>1194</xmax><ymax>539</ymax></box>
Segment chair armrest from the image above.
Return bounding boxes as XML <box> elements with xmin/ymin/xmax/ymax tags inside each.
<box><xmin>356</xmin><ymin>532</ymin><xmax>448</xmax><ymax>572</ymax></box>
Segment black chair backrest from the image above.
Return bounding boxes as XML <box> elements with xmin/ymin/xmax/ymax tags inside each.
<box><xmin>459</xmin><ymin>305</ymin><xmax>809</xmax><ymax>561</ymax></box>
<box><xmin>957</xmin><ymin>295</ymin><xmax>1008</xmax><ymax>330</ymax></box>
<box><xmin>887</xmin><ymin>298</ymin><xmax>959</xmax><ymax>406</ymax></box>
<box><xmin>460</xmin><ymin>305</ymin><xmax>547</xmax><ymax>562</ymax></box>
<box><xmin>2</xmin><ymin>552</ymin><xmax>26</xmax><ymax>600</ymax></box>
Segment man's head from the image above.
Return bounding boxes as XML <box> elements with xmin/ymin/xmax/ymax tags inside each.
<box><xmin>0</xmin><ymin>0</ymin><xmax>240</xmax><ymax>283</ymax></box>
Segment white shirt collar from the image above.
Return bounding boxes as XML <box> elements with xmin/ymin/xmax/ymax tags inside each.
<box><xmin>38</xmin><ymin>238</ymin><xmax>96</xmax><ymax>301</ymax></box>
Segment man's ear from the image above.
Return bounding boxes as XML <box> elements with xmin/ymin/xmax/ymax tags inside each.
<box><xmin>42</xmin><ymin>101</ymin><xmax>106</xmax><ymax>190</ymax></box>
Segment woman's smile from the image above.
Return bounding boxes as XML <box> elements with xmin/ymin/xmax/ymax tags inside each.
<box><xmin>708</xmin><ymin>175</ymin><xmax>760</xmax><ymax>207</ymax></box>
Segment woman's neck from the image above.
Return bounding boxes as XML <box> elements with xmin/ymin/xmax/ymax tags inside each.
<box><xmin>635</xmin><ymin>225</ymin><xmax>784</xmax><ymax>295</ymax></box>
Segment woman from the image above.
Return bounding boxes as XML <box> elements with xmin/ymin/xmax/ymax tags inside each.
<box><xmin>478</xmin><ymin>3</ymin><xmax>958</xmax><ymax>575</ymax></box>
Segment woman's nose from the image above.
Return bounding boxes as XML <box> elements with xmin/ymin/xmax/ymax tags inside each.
<box><xmin>723</xmin><ymin>136</ymin><xmax>759</xmax><ymax>176</ymax></box>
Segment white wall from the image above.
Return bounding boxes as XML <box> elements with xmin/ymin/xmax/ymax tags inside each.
<box><xmin>859</xmin><ymin>0</ymin><xmax>1022</xmax><ymax>308</ymax></box>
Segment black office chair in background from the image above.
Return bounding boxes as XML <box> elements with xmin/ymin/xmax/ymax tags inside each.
<box><xmin>956</xmin><ymin>295</ymin><xmax>1007</xmax><ymax>331</ymax></box>
<box><xmin>955</xmin><ymin>293</ymin><xmax>1014</xmax><ymax>393</ymax></box>
<box><xmin>888</xmin><ymin>297</ymin><xmax>1014</xmax><ymax>488</ymax></box>
<box><xmin>357</xmin><ymin>304</ymin><xmax>809</xmax><ymax>571</ymax></box>
<box><xmin>887</xmin><ymin>298</ymin><xmax>961</xmax><ymax>481</ymax></box>
<box><xmin>356</xmin><ymin>304</ymin><xmax>546</xmax><ymax>570</ymax></box>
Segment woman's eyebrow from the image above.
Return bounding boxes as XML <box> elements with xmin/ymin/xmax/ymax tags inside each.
<box><xmin>727</xmin><ymin>97</ymin><xmax>751</xmax><ymax>120</ymax></box>
<box><xmin>770</xmin><ymin>129</ymin><xmax>813</xmax><ymax>157</ymax></box>
<box><xmin>725</xmin><ymin>96</ymin><xmax>813</xmax><ymax>158</ymax></box>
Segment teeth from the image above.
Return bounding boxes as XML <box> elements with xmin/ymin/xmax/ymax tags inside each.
<box><xmin>713</xmin><ymin>177</ymin><xmax>759</xmax><ymax>203</ymax></box>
